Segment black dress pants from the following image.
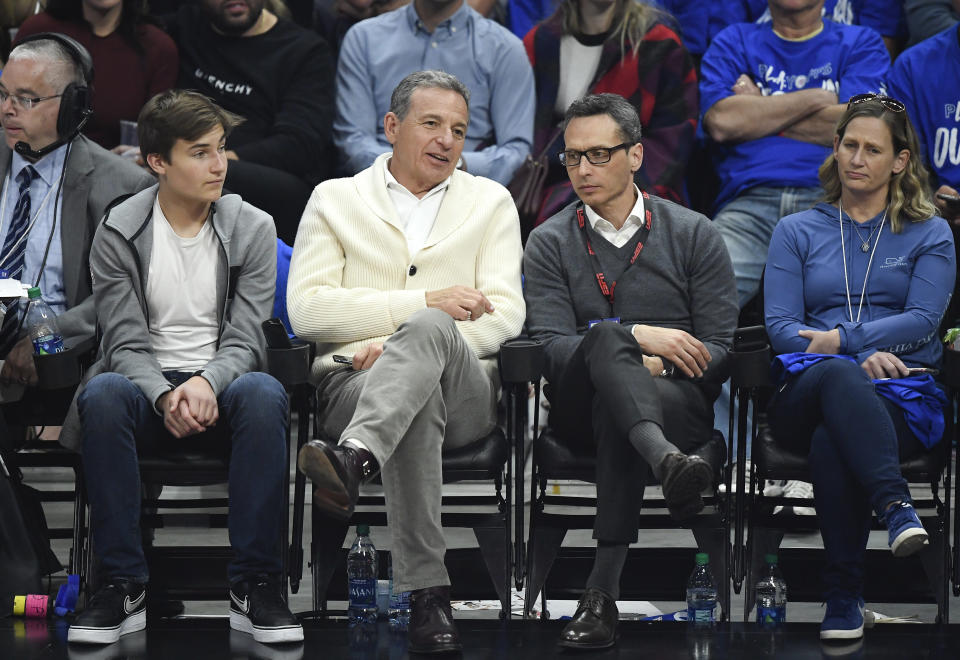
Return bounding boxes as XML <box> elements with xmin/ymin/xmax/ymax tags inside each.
<box><xmin>548</xmin><ymin>323</ymin><xmax>713</xmax><ymax>543</ymax></box>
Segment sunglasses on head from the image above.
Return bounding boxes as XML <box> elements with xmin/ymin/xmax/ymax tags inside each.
<box><xmin>847</xmin><ymin>93</ymin><xmax>905</xmax><ymax>113</ymax></box>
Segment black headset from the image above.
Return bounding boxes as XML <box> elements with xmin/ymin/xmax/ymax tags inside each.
<box><xmin>13</xmin><ymin>32</ymin><xmax>94</xmax><ymax>150</ymax></box>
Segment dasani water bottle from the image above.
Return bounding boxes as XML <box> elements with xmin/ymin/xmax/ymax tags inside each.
<box><xmin>686</xmin><ymin>552</ymin><xmax>718</xmax><ymax>626</ymax></box>
<box><xmin>25</xmin><ymin>287</ymin><xmax>63</xmax><ymax>355</ymax></box>
<box><xmin>347</xmin><ymin>524</ymin><xmax>378</xmax><ymax>625</ymax></box>
<box><xmin>755</xmin><ymin>553</ymin><xmax>787</xmax><ymax>626</ymax></box>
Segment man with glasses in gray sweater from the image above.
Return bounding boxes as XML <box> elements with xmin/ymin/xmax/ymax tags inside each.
<box><xmin>523</xmin><ymin>93</ymin><xmax>738</xmax><ymax>650</ymax></box>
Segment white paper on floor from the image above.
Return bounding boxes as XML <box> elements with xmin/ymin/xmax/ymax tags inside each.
<box><xmin>451</xmin><ymin>589</ymin><xmax>662</xmax><ymax>620</ymax></box>
<box><xmin>864</xmin><ymin>609</ymin><xmax>922</xmax><ymax>625</ymax></box>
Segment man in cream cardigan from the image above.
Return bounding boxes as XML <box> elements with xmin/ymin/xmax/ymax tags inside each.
<box><xmin>287</xmin><ymin>70</ymin><xmax>524</xmax><ymax>654</ymax></box>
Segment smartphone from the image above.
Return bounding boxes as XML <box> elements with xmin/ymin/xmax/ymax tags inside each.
<box><xmin>936</xmin><ymin>192</ymin><xmax>960</xmax><ymax>209</ymax></box>
<box><xmin>906</xmin><ymin>367</ymin><xmax>939</xmax><ymax>376</ymax></box>
<box><xmin>261</xmin><ymin>318</ymin><xmax>293</xmax><ymax>349</ymax></box>
<box><xmin>332</xmin><ymin>354</ymin><xmax>352</xmax><ymax>365</ymax></box>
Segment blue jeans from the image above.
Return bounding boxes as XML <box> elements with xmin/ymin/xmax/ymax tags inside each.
<box><xmin>713</xmin><ymin>185</ymin><xmax>823</xmax><ymax>308</ymax></box>
<box><xmin>711</xmin><ymin>185</ymin><xmax>824</xmax><ymax>452</ymax></box>
<box><xmin>78</xmin><ymin>371</ymin><xmax>289</xmax><ymax>583</ymax></box>
<box><xmin>767</xmin><ymin>359</ymin><xmax>925</xmax><ymax>598</ymax></box>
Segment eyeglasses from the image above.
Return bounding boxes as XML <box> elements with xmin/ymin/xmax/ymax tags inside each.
<box><xmin>559</xmin><ymin>142</ymin><xmax>631</xmax><ymax>167</ymax></box>
<box><xmin>847</xmin><ymin>93</ymin><xmax>905</xmax><ymax>113</ymax></box>
<box><xmin>0</xmin><ymin>89</ymin><xmax>63</xmax><ymax>111</ymax></box>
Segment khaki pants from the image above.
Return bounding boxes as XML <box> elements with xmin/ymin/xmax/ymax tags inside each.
<box><xmin>317</xmin><ymin>308</ymin><xmax>498</xmax><ymax>592</ymax></box>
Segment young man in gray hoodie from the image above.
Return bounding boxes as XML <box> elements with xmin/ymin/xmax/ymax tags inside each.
<box><xmin>67</xmin><ymin>90</ymin><xmax>301</xmax><ymax>646</ymax></box>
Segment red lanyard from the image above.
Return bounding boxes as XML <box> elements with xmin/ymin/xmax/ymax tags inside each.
<box><xmin>575</xmin><ymin>192</ymin><xmax>653</xmax><ymax>307</ymax></box>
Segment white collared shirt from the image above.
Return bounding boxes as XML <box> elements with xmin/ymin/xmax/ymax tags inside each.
<box><xmin>384</xmin><ymin>160</ymin><xmax>450</xmax><ymax>258</ymax></box>
<box><xmin>583</xmin><ymin>185</ymin><xmax>646</xmax><ymax>248</ymax></box>
<box><xmin>0</xmin><ymin>146</ymin><xmax>68</xmax><ymax>314</ymax></box>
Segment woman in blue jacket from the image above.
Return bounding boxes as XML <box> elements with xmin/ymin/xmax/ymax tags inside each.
<box><xmin>764</xmin><ymin>94</ymin><xmax>955</xmax><ymax>641</ymax></box>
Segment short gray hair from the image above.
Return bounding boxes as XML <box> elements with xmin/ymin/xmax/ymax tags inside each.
<box><xmin>7</xmin><ymin>38</ymin><xmax>86</xmax><ymax>93</ymax></box>
<box><xmin>389</xmin><ymin>70</ymin><xmax>470</xmax><ymax>121</ymax></box>
<box><xmin>564</xmin><ymin>93</ymin><xmax>643</xmax><ymax>144</ymax></box>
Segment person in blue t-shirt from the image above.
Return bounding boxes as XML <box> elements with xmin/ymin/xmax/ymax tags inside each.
<box><xmin>701</xmin><ymin>0</ymin><xmax>889</xmax><ymax>308</ymax></box>
<box><xmin>729</xmin><ymin>0</ymin><xmax>905</xmax><ymax>55</ymax></box>
<box><xmin>888</xmin><ymin>25</ymin><xmax>960</xmax><ymax>226</ymax></box>
<box><xmin>765</xmin><ymin>95</ymin><xmax>955</xmax><ymax>640</ymax></box>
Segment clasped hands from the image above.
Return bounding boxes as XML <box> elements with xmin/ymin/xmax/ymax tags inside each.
<box><xmin>157</xmin><ymin>376</ymin><xmax>218</xmax><ymax>438</ymax></box>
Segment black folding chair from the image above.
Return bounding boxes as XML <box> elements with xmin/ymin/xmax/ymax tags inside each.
<box><xmin>308</xmin><ymin>337</ymin><xmax>543</xmax><ymax>619</ymax></box>
<box><xmin>522</xmin><ymin>377</ymin><xmax>732</xmax><ymax>620</ymax></box>
<box><xmin>730</xmin><ymin>326</ymin><xmax>953</xmax><ymax>623</ymax></box>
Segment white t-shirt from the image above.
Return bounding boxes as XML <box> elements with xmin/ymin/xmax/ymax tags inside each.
<box><xmin>556</xmin><ymin>34</ymin><xmax>605</xmax><ymax>115</ymax></box>
<box><xmin>146</xmin><ymin>198</ymin><xmax>219</xmax><ymax>371</ymax></box>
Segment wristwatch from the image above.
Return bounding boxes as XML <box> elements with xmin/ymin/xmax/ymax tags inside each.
<box><xmin>659</xmin><ymin>361</ymin><xmax>675</xmax><ymax>378</ymax></box>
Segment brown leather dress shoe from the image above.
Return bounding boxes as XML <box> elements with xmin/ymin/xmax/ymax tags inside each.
<box><xmin>659</xmin><ymin>452</ymin><xmax>713</xmax><ymax>520</ymax></box>
<box><xmin>408</xmin><ymin>586</ymin><xmax>462</xmax><ymax>654</ymax></box>
<box><xmin>297</xmin><ymin>440</ymin><xmax>378</xmax><ymax>520</ymax></box>
<box><xmin>558</xmin><ymin>587</ymin><xmax>618</xmax><ymax>649</ymax></box>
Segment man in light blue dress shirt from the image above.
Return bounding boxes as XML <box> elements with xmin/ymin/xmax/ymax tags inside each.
<box><xmin>334</xmin><ymin>0</ymin><xmax>534</xmax><ymax>185</ymax></box>
<box><xmin>0</xmin><ymin>36</ymin><xmax>152</xmax><ymax>396</ymax></box>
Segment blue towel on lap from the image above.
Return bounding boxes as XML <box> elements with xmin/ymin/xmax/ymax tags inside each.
<box><xmin>771</xmin><ymin>352</ymin><xmax>946</xmax><ymax>448</ymax></box>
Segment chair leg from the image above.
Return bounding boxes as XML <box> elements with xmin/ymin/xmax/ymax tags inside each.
<box><xmin>288</xmin><ymin>386</ymin><xmax>312</xmax><ymax>596</ymax></box>
<box><xmin>473</xmin><ymin>527</ymin><xmax>510</xmax><ymax>616</ymax></box>
<box><xmin>310</xmin><ymin>503</ymin><xmax>350</xmax><ymax>616</ymax></box>
<box><xmin>523</xmin><ymin>525</ymin><xmax>567</xmax><ymax>618</ymax></box>
<box><xmin>916</xmin><ymin>516</ymin><xmax>947</xmax><ymax>623</ymax></box>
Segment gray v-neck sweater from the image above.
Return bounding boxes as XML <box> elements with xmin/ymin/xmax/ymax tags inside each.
<box><xmin>523</xmin><ymin>195</ymin><xmax>738</xmax><ymax>399</ymax></box>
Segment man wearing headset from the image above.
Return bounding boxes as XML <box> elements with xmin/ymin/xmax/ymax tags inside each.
<box><xmin>0</xmin><ymin>34</ymin><xmax>152</xmax><ymax>403</ymax></box>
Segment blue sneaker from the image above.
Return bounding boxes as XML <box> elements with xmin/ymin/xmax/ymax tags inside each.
<box><xmin>820</xmin><ymin>597</ymin><xmax>864</xmax><ymax>640</ymax></box>
<box><xmin>883</xmin><ymin>501</ymin><xmax>929</xmax><ymax>557</ymax></box>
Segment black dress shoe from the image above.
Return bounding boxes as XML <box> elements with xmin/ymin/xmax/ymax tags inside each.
<box><xmin>558</xmin><ymin>587</ymin><xmax>618</xmax><ymax>649</ymax></box>
<box><xmin>408</xmin><ymin>586</ymin><xmax>462</xmax><ymax>654</ymax></box>
<box><xmin>659</xmin><ymin>452</ymin><xmax>713</xmax><ymax>520</ymax></box>
<box><xmin>297</xmin><ymin>440</ymin><xmax>378</xmax><ymax>520</ymax></box>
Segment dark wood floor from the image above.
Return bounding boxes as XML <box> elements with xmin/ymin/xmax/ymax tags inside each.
<box><xmin>4</xmin><ymin>617</ymin><xmax>960</xmax><ymax>660</ymax></box>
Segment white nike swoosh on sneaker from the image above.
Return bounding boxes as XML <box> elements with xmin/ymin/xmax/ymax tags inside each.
<box><xmin>123</xmin><ymin>590</ymin><xmax>146</xmax><ymax>614</ymax></box>
<box><xmin>231</xmin><ymin>592</ymin><xmax>250</xmax><ymax>614</ymax></box>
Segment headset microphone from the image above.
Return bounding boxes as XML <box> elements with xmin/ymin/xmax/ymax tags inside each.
<box><xmin>11</xmin><ymin>32</ymin><xmax>94</xmax><ymax>162</ymax></box>
<box><xmin>13</xmin><ymin>109</ymin><xmax>91</xmax><ymax>161</ymax></box>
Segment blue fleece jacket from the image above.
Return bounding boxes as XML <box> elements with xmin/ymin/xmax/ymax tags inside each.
<box><xmin>764</xmin><ymin>202</ymin><xmax>955</xmax><ymax>367</ymax></box>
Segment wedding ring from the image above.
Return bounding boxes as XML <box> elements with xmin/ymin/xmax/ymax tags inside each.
<box><xmin>466</xmin><ymin>311</ymin><xmax>472</xmax><ymax>320</ymax></box>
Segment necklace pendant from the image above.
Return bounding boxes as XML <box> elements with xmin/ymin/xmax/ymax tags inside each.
<box><xmin>860</xmin><ymin>242</ymin><xmax>870</xmax><ymax>253</ymax></box>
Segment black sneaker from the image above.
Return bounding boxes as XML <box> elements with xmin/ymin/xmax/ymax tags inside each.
<box><xmin>229</xmin><ymin>576</ymin><xmax>303</xmax><ymax>644</ymax></box>
<box><xmin>68</xmin><ymin>579</ymin><xmax>147</xmax><ymax>644</ymax></box>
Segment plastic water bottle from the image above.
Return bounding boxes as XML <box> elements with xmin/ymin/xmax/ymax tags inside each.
<box><xmin>387</xmin><ymin>552</ymin><xmax>410</xmax><ymax>630</ymax></box>
<box><xmin>24</xmin><ymin>287</ymin><xmax>63</xmax><ymax>355</ymax></box>
<box><xmin>755</xmin><ymin>553</ymin><xmax>787</xmax><ymax>626</ymax></box>
<box><xmin>686</xmin><ymin>552</ymin><xmax>718</xmax><ymax>626</ymax></box>
<box><xmin>347</xmin><ymin>524</ymin><xmax>378</xmax><ymax>625</ymax></box>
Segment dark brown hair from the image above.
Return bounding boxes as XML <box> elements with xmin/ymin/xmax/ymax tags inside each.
<box><xmin>137</xmin><ymin>90</ymin><xmax>244</xmax><ymax>174</ymax></box>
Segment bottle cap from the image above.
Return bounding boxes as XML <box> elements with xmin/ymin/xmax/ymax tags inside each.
<box><xmin>765</xmin><ymin>553</ymin><xmax>778</xmax><ymax>564</ymax></box>
<box><xmin>357</xmin><ymin>524</ymin><xmax>370</xmax><ymax>536</ymax></box>
<box><xmin>695</xmin><ymin>552</ymin><xmax>709</xmax><ymax>565</ymax></box>
<box><xmin>27</xmin><ymin>287</ymin><xmax>41</xmax><ymax>299</ymax></box>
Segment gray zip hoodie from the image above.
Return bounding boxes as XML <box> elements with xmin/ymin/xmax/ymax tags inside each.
<box><xmin>60</xmin><ymin>184</ymin><xmax>276</xmax><ymax>450</ymax></box>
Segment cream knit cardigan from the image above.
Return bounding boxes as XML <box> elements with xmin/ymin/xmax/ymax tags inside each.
<box><xmin>288</xmin><ymin>154</ymin><xmax>526</xmax><ymax>382</ymax></box>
